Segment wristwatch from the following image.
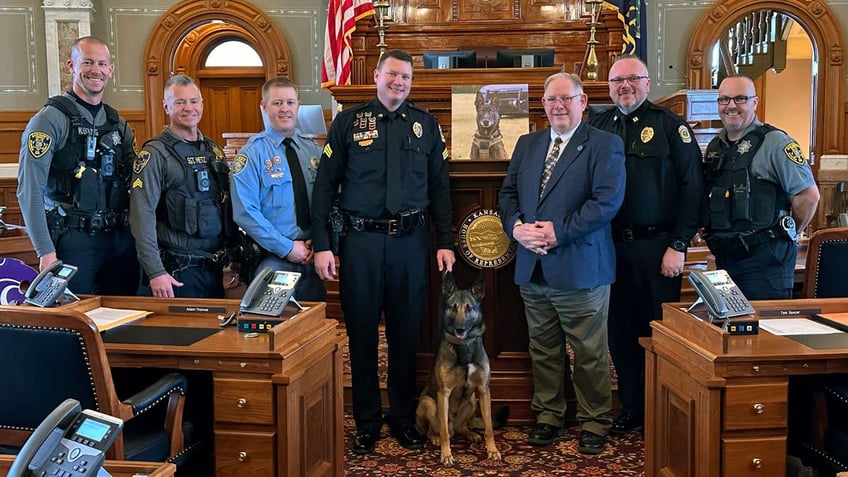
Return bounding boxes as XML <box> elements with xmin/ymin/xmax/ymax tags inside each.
<box><xmin>670</xmin><ymin>240</ymin><xmax>688</xmax><ymax>253</ymax></box>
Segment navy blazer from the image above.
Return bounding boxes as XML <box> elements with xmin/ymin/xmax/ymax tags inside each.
<box><xmin>499</xmin><ymin>122</ymin><xmax>625</xmax><ymax>290</ymax></box>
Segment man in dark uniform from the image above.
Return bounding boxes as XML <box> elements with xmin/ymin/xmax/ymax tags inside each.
<box><xmin>702</xmin><ymin>74</ymin><xmax>819</xmax><ymax>299</ymax></box>
<box><xmin>590</xmin><ymin>55</ymin><xmax>704</xmax><ymax>436</ymax></box>
<box><xmin>312</xmin><ymin>49</ymin><xmax>455</xmax><ymax>455</ymax></box>
<box><xmin>17</xmin><ymin>36</ymin><xmax>139</xmax><ymax>295</ymax></box>
<box><xmin>130</xmin><ymin>75</ymin><xmax>233</xmax><ymax>298</ymax></box>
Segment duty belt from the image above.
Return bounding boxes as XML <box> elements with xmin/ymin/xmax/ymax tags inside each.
<box><xmin>615</xmin><ymin>224</ymin><xmax>673</xmax><ymax>242</ymax></box>
<box><xmin>704</xmin><ymin>223</ymin><xmax>786</xmax><ymax>258</ymax></box>
<box><xmin>64</xmin><ymin>210</ymin><xmax>128</xmax><ymax>233</ymax></box>
<box><xmin>162</xmin><ymin>247</ymin><xmax>227</xmax><ymax>270</ymax></box>
<box><xmin>346</xmin><ymin>209</ymin><xmax>424</xmax><ymax>236</ymax></box>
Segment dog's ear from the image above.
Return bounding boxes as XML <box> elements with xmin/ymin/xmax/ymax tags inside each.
<box><xmin>441</xmin><ymin>270</ymin><xmax>457</xmax><ymax>296</ymax></box>
<box><xmin>475</xmin><ymin>90</ymin><xmax>484</xmax><ymax>107</ymax></box>
<box><xmin>470</xmin><ymin>274</ymin><xmax>485</xmax><ymax>301</ymax></box>
<box><xmin>490</xmin><ymin>91</ymin><xmax>500</xmax><ymax>107</ymax></box>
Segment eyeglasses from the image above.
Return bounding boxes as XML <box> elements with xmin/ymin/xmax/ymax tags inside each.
<box><xmin>716</xmin><ymin>95</ymin><xmax>757</xmax><ymax>105</ymax></box>
<box><xmin>608</xmin><ymin>75</ymin><xmax>649</xmax><ymax>85</ymax></box>
<box><xmin>542</xmin><ymin>94</ymin><xmax>583</xmax><ymax>106</ymax></box>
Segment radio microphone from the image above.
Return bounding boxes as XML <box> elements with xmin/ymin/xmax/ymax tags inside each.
<box><xmin>668</xmin><ymin>64</ymin><xmax>690</xmax><ymax>90</ymax></box>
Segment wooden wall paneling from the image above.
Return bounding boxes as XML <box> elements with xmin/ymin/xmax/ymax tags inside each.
<box><xmin>0</xmin><ymin>111</ymin><xmax>38</xmax><ymax>165</ymax></box>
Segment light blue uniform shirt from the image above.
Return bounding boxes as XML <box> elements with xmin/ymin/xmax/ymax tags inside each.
<box><xmin>230</xmin><ymin>128</ymin><xmax>321</xmax><ymax>259</ymax></box>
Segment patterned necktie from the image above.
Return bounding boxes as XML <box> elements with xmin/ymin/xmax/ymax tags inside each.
<box><xmin>282</xmin><ymin>137</ymin><xmax>311</xmax><ymax>229</ymax></box>
<box><xmin>539</xmin><ymin>136</ymin><xmax>563</xmax><ymax>195</ymax></box>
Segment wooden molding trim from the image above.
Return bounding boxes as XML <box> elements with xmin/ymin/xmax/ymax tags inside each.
<box><xmin>687</xmin><ymin>0</ymin><xmax>846</xmax><ymax>171</ymax></box>
<box><xmin>142</xmin><ymin>0</ymin><xmax>291</xmax><ymax>140</ymax></box>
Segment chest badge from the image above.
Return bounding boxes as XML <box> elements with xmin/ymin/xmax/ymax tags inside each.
<box><xmin>413</xmin><ymin>122</ymin><xmax>423</xmax><ymax>139</ymax></box>
<box><xmin>640</xmin><ymin>126</ymin><xmax>654</xmax><ymax>143</ymax></box>
<box><xmin>737</xmin><ymin>139</ymin><xmax>752</xmax><ymax>154</ymax></box>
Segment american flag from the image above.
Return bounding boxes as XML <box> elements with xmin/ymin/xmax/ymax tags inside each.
<box><xmin>321</xmin><ymin>0</ymin><xmax>376</xmax><ymax>88</ymax></box>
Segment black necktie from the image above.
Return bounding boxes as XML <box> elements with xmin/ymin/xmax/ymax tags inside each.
<box><xmin>283</xmin><ymin>137</ymin><xmax>311</xmax><ymax>229</ymax></box>
<box><xmin>385</xmin><ymin>113</ymin><xmax>401</xmax><ymax>214</ymax></box>
<box><xmin>539</xmin><ymin>137</ymin><xmax>563</xmax><ymax>195</ymax></box>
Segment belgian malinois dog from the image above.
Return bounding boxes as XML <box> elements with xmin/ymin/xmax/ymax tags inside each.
<box><xmin>415</xmin><ymin>272</ymin><xmax>501</xmax><ymax>465</ymax></box>
<box><xmin>470</xmin><ymin>91</ymin><xmax>509</xmax><ymax>160</ymax></box>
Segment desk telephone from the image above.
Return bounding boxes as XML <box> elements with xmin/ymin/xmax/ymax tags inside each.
<box><xmin>8</xmin><ymin>398</ymin><xmax>123</xmax><ymax>477</ymax></box>
<box><xmin>24</xmin><ymin>260</ymin><xmax>79</xmax><ymax>307</ymax></box>
<box><xmin>239</xmin><ymin>266</ymin><xmax>302</xmax><ymax>317</ymax></box>
<box><xmin>688</xmin><ymin>269</ymin><xmax>755</xmax><ymax>320</ymax></box>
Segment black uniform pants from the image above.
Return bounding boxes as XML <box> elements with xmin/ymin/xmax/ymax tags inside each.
<box><xmin>54</xmin><ymin>225</ymin><xmax>139</xmax><ymax>295</ymax></box>
<box><xmin>713</xmin><ymin>237</ymin><xmax>795</xmax><ymax>300</ymax></box>
<box><xmin>339</xmin><ymin>226</ymin><xmax>428</xmax><ymax>434</ymax></box>
<box><xmin>608</xmin><ymin>237</ymin><xmax>681</xmax><ymax>418</ymax></box>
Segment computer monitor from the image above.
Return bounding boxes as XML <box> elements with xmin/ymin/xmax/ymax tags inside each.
<box><xmin>296</xmin><ymin>104</ymin><xmax>327</xmax><ymax>136</ymax></box>
<box><xmin>495</xmin><ymin>48</ymin><xmax>555</xmax><ymax>68</ymax></box>
<box><xmin>422</xmin><ymin>50</ymin><xmax>478</xmax><ymax>69</ymax></box>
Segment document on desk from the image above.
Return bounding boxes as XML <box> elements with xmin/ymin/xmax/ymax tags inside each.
<box><xmin>759</xmin><ymin>318</ymin><xmax>842</xmax><ymax>336</ymax></box>
<box><xmin>84</xmin><ymin>307</ymin><xmax>151</xmax><ymax>331</ymax></box>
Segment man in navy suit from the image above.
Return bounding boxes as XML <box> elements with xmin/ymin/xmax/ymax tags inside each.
<box><xmin>499</xmin><ymin>72</ymin><xmax>625</xmax><ymax>454</ymax></box>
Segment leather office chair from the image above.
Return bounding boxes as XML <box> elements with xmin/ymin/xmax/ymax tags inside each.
<box><xmin>0</xmin><ymin>307</ymin><xmax>192</xmax><ymax>464</ymax></box>
<box><xmin>791</xmin><ymin>227</ymin><xmax>848</xmax><ymax>475</ymax></box>
<box><xmin>800</xmin><ymin>226</ymin><xmax>848</xmax><ymax>298</ymax></box>
<box><xmin>826</xmin><ymin>182</ymin><xmax>848</xmax><ymax>228</ymax></box>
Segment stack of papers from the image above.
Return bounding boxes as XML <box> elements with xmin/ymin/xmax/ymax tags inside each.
<box><xmin>84</xmin><ymin>307</ymin><xmax>151</xmax><ymax>331</ymax></box>
<box><xmin>760</xmin><ymin>318</ymin><xmax>843</xmax><ymax>335</ymax></box>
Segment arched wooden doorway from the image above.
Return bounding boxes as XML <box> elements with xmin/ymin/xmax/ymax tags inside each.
<box><xmin>686</xmin><ymin>0</ymin><xmax>846</xmax><ymax>172</ymax></box>
<box><xmin>142</xmin><ymin>0</ymin><xmax>291</xmax><ymax>140</ymax></box>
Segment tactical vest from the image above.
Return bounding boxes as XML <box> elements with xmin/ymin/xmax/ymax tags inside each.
<box><xmin>45</xmin><ymin>96</ymin><xmax>131</xmax><ymax>212</ymax></box>
<box><xmin>152</xmin><ymin>133</ymin><xmax>229</xmax><ymax>240</ymax></box>
<box><xmin>704</xmin><ymin>124</ymin><xmax>791</xmax><ymax>232</ymax></box>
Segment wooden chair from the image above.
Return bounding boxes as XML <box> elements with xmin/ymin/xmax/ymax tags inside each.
<box><xmin>826</xmin><ymin>182</ymin><xmax>848</xmax><ymax>228</ymax></box>
<box><xmin>0</xmin><ymin>306</ymin><xmax>190</xmax><ymax>464</ymax></box>
<box><xmin>800</xmin><ymin>226</ymin><xmax>848</xmax><ymax>298</ymax></box>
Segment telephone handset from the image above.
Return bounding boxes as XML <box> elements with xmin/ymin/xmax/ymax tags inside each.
<box><xmin>239</xmin><ymin>266</ymin><xmax>302</xmax><ymax>316</ymax></box>
<box><xmin>24</xmin><ymin>260</ymin><xmax>79</xmax><ymax>307</ymax></box>
<box><xmin>8</xmin><ymin>398</ymin><xmax>123</xmax><ymax>477</ymax></box>
<box><xmin>688</xmin><ymin>269</ymin><xmax>755</xmax><ymax>320</ymax></box>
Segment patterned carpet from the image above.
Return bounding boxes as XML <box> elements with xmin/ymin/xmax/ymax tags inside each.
<box><xmin>340</xmin><ymin>325</ymin><xmax>644</xmax><ymax>475</ymax></box>
<box><xmin>343</xmin><ymin>417</ymin><xmax>645</xmax><ymax>476</ymax></box>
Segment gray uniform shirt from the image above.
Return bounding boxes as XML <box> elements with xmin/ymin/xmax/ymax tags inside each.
<box><xmin>16</xmin><ymin>94</ymin><xmax>135</xmax><ymax>257</ymax></box>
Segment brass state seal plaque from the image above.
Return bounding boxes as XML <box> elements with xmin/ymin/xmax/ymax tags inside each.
<box><xmin>458</xmin><ymin>209</ymin><xmax>516</xmax><ymax>268</ymax></box>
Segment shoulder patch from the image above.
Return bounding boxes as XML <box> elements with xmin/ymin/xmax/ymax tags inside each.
<box><xmin>783</xmin><ymin>141</ymin><xmax>806</xmax><ymax>165</ymax></box>
<box><xmin>231</xmin><ymin>154</ymin><xmax>248</xmax><ymax>176</ymax></box>
<box><xmin>678</xmin><ymin>124</ymin><xmax>692</xmax><ymax>144</ymax></box>
<box><xmin>27</xmin><ymin>132</ymin><xmax>53</xmax><ymax>158</ymax></box>
<box><xmin>323</xmin><ymin>143</ymin><xmax>333</xmax><ymax>158</ymax></box>
<box><xmin>133</xmin><ymin>150</ymin><xmax>151</xmax><ymax>174</ymax></box>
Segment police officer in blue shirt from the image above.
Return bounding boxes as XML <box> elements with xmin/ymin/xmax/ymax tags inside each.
<box><xmin>230</xmin><ymin>76</ymin><xmax>326</xmax><ymax>301</ymax></box>
<box><xmin>312</xmin><ymin>50</ymin><xmax>455</xmax><ymax>455</ymax></box>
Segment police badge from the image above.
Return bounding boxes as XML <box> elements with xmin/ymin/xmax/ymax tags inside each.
<box><xmin>737</xmin><ymin>140</ymin><xmax>752</xmax><ymax>154</ymax></box>
<box><xmin>413</xmin><ymin>122</ymin><xmax>423</xmax><ymax>138</ymax></box>
<box><xmin>640</xmin><ymin>127</ymin><xmax>654</xmax><ymax>143</ymax></box>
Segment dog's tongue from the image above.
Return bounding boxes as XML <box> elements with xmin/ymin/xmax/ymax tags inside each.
<box><xmin>455</xmin><ymin>330</ymin><xmax>468</xmax><ymax>340</ymax></box>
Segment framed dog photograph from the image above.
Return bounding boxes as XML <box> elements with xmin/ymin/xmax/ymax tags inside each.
<box><xmin>451</xmin><ymin>84</ymin><xmax>530</xmax><ymax>160</ymax></box>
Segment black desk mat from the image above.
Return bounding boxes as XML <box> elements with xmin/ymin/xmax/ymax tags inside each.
<box><xmin>101</xmin><ymin>326</ymin><xmax>221</xmax><ymax>346</ymax></box>
<box><xmin>787</xmin><ymin>333</ymin><xmax>848</xmax><ymax>350</ymax></box>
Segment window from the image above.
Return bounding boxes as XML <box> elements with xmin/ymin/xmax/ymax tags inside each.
<box><xmin>204</xmin><ymin>40</ymin><xmax>262</xmax><ymax>67</ymax></box>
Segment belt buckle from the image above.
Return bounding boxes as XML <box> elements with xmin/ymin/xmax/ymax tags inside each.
<box><xmin>88</xmin><ymin>214</ymin><xmax>103</xmax><ymax>232</ymax></box>
<box><xmin>622</xmin><ymin>229</ymin><xmax>634</xmax><ymax>242</ymax></box>
<box><xmin>387</xmin><ymin>219</ymin><xmax>398</xmax><ymax>235</ymax></box>
<box><xmin>350</xmin><ymin>216</ymin><xmax>364</xmax><ymax>231</ymax></box>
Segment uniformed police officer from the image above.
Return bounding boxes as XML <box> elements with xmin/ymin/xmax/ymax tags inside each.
<box><xmin>129</xmin><ymin>75</ymin><xmax>233</xmax><ymax>299</ymax></box>
<box><xmin>17</xmin><ymin>36</ymin><xmax>139</xmax><ymax>295</ymax></box>
<box><xmin>312</xmin><ymin>50</ymin><xmax>455</xmax><ymax>455</ymax></box>
<box><xmin>703</xmin><ymin>74</ymin><xmax>819</xmax><ymax>300</ymax></box>
<box><xmin>590</xmin><ymin>55</ymin><xmax>704</xmax><ymax>436</ymax></box>
<box><xmin>230</xmin><ymin>76</ymin><xmax>326</xmax><ymax>301</ymax></box>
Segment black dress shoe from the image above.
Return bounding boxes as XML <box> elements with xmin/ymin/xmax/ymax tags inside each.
<box><xmin>610</xmin><ymin>412</ymin><xmax>643</xmax><ymax>436</ymax></box>
<box><xmin>527</xmin><ymin>423</ymin><xmax>565</xmax><ymax>446</ymax></box>
<box><xmin>390</xmin><ymin>425</ymin><xmax>425</xmax><ymax>450</ymax></box>
<box><xmin>352</xmin><ymin>431</ymin><xmax>380</xmax><ymax>455</ymax></box>
<box><xmin>578</xmin><ymin>430</ymin><xmax>607</xmax><ymax>454</ymax></box>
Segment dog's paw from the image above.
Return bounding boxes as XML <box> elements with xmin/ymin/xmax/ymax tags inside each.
<box><xmin>440</xmin><ymin>452</ymin><xmax>456</xmax><ymax>466</ymax></box>
<box><xmin>462</xmin><ymin>430</ymin><xmax>482</xmax><ymax>443</ymax></box>
<box><xmin>487</xmin><ymin>448</ymin><xmax>502</xmax><ymax>461</ymax></box>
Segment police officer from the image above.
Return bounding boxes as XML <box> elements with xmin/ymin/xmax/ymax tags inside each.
<box><xmin>590</xmin><ymin>55</ymin><xmax>704</xmax><ymax>436</ymax></box>
<box><xmin>703</xmin><ymin>74</ymin><xmax>819</xmax><ymax>300</ymax></box>
<box><xmin>129</xmin><ymin>75</ymin><xmax>233</xmax><ymax>298</ymax></box>
<box><xmin>230</xmin><ymin>76</ymin><xmax>325</xmax><ymax>300</ymax></box>
<box><xmin>17</xmin><ymin>36</ymin><xmax>139</xmax><ymax>295</ymax></box>
<box><xmin>312</xmin><ymin>50</ymin><xmax>455</xmax><ymax>455</ymax></box>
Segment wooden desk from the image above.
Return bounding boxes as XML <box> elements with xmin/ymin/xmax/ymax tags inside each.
<box><xmin>64</xmin><ymin>296</ymin><xmax>346</xmax><ymax>477</ymax></box>
<box><xmin>643</xmin><ymin>298</ymin><xmax>848</xmax><ymax>476</ymax></box>
<box><xmin>0</xmin><ymin>455</ymin><xmax>175</xmax><ymax>476</ymax></box>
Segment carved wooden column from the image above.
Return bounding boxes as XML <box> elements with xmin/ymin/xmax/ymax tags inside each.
<box><xmin>42</xmin><ymin>0</ymin><xmax>94</xmax><ymax>97</ymax></box>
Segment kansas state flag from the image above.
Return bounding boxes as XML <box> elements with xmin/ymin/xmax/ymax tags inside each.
<box><xmin>604</xmin><ymin>0</ymin><xmax>646</xmax><ymax>62</ymax></box>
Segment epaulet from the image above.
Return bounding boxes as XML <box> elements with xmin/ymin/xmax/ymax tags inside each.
<box><xmin>45</xmin><ymin>95</ymin><xmax>80</xmax><ymax>120</ymax></box>
<box><xmin>758</xmin><ymin>123</ymin><xmax>778</xmax><ymax>133</ymax></box>
<box><xmin>342</xmin><ymin>101</ymin><xmax>372</xmax><ymax>115</ymax></box>
<box><xmin>646</xmin><ymin>101</ymin><xmax>682</xmax><ymax>119</ymax></box>
<box><xmin>406</xmin><ymin>102</ymin><xmax>434</xmax><ymax>117</ymax></box>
